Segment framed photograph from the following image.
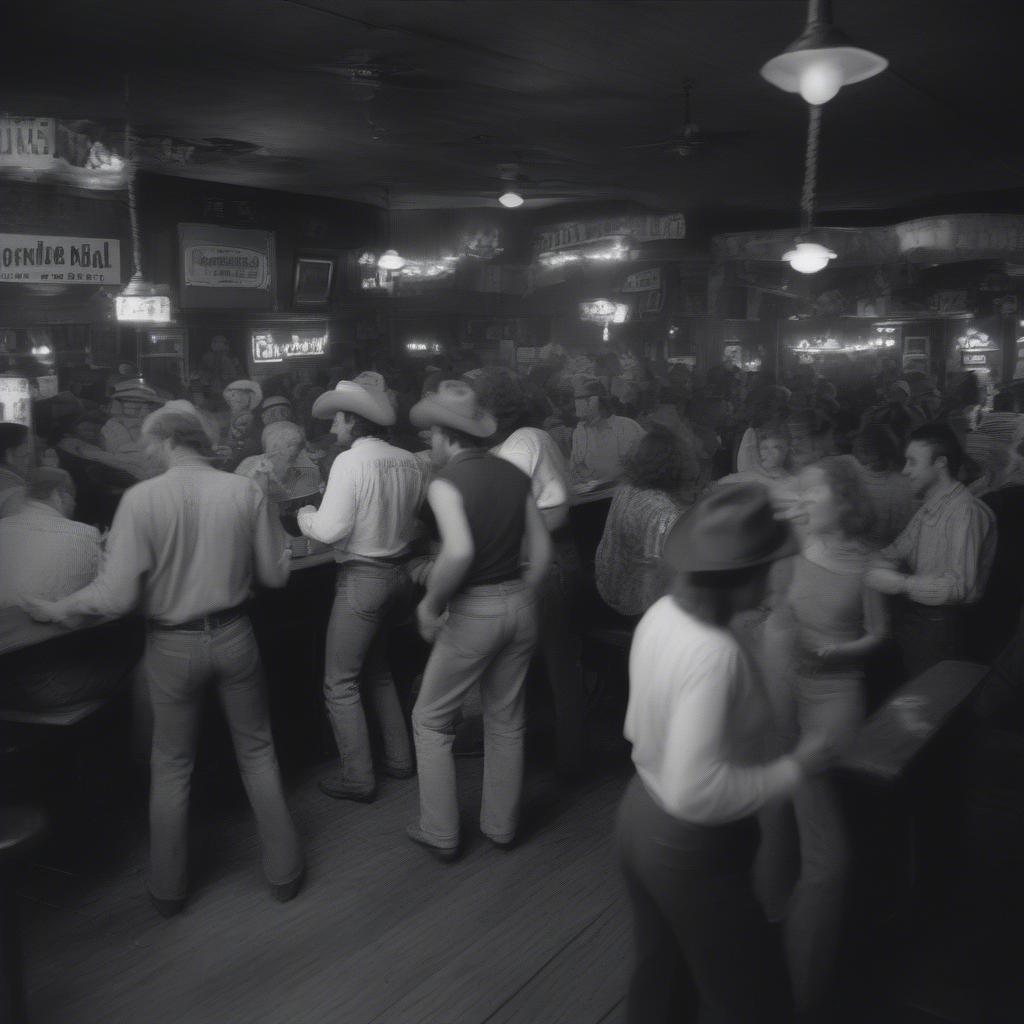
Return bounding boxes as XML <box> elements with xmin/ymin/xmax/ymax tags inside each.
<box><xmin>293</xmin><ymin>257</ymin><xmax>334</xmax><ymax>305</ymax></box>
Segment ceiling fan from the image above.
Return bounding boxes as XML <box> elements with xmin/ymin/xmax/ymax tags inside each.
<box><xmin>626</xmin><ymin>79</ymin><xmax>752</xmax><ymax>157</ymax></box>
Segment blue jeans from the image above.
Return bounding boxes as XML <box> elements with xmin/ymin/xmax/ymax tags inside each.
<box><xmin>412</xmin><ymin>581</ymin><xmax>538</xmax><ymax>845</ymax></box>
<box><xmin>323</xmin><ymin>561</ymin><xmax>415</xmax><ymax>789</ymax></box>
<box><xmin>143</xmin><ymin>616</ymin><xmax>302</xmax><ymax>901</ymax></box>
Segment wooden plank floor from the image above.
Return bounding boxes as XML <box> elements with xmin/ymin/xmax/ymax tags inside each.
<box><xmin>18</xmin><ymin>760</ymin><xmax>633</xmax><ymax>1024</ymax></box>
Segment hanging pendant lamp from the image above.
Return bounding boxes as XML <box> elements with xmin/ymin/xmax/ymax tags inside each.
<box><xmin>761</xmin><ymin>0</ymin><xmax>887</xmax><ymax>105</ymax></box>
<box><xmin>116</xmin><ymin>80</ymin><xmax>172</xmax><ymax>323</ymax></box>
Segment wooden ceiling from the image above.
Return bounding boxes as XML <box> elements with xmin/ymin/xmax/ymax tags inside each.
<box><xmin>3</xmin><ymin>1</ymin><xmax>1022</xmax><ymax>224</ymax></box>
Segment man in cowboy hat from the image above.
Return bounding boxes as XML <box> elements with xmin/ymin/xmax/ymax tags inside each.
<box><xmin>259</xmin><ymin>394</ymin><xmax>293</xmax><ymax>427</ymax></box>
<box><xmin>220</xmin><ymin>379</ymin><xmax>264</xmax><ymax>468</ymax></box>
<box><xmin>296</xmin><ymin>372</ymin><xmax>425</xmax><ymax>802</ymax></box>
<box><xmin>570</xmin><ymin>376</ymin><xmax>644</xmax><ymax>484</ymax></box>
<box><xmin>102</xmin><ymin>380</ymin><xmax>164</xmax><ymax>453</ymax></box>
<box><xmin>405</xmin><ymin>380</ymin><xmax>551</xmax><ymax>860</ymax></box>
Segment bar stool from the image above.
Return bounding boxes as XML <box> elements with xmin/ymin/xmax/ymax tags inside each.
<box><xmin>1</xmin><ymin>805</ymin><xmax>47</xmax><ymax>1024</ymax></box>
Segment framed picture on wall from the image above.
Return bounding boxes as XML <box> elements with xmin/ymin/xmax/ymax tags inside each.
<box><xmin>294</xmin><ymin>256</ymin><xmax>334</xmax><ymax>305</ymax></box>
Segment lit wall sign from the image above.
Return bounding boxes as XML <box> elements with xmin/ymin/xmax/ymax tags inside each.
<box><xmin>0</xmin><ymin>377</ymin><xmax>32</xmax><ymax>426</ymax></box>
<box><xmin>0</xmin><ymin>117</ymin><xmax>56</xmax><ymax>170</ymax></box>
<box><xmin>115</xmin><ymin>295</ymin><xmax>172</xmax><ymax>324</ymax></box>
<box><xmin>405</xmin><ymin>340</ymin><xmax>444</xmax><ymax>355</ymax></box>
<box><xmin>579</xmin><ymin>299</ymin><xmax>629</xmax><ymax>324</ymax></box>
<box><xmin>962</xmin><ymin>352</ymin><xmax>988</xmax><ymax>367</ymax></box>
<box><xmin>0</xmin><ymin>234</ymin><xmax>121</xmax><ymax>284</ymax></box>
<box><xmin>185</xmin><ymin>244</ymin><xmax>270</xmax><ymax>289</ymax></box>
<box><xmin>251</xmin><ymin>328</ymin><xmax>328</xmax><ymax>364</ymax></box>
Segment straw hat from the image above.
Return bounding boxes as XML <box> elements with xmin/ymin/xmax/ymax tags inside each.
<box><xmin>662</xmin><ymin>482</ymin><xmax>797</xmax><ymax>573</ymax></box>
<box><xmin>409</xmin><ymin>380</ymin><xmax>497</xmax><ymax>438</ymax></box>
<box><xmin>311</xmin><ymin>371</ymin><xmax>396</xmax><ymax>426</ymax></box>
<box><xmin>223</xmin><ymin>379</ymin><xmax>263</xmax><ymax>407</ymax></box>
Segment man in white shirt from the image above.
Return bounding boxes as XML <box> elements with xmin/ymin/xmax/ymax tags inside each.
<box><xmin>570</xmin><ymin>377</ymin><xmax>644</xmax><ymax>483</ymax></box>
<box><xmin>473</xmin><ymin>368</ymin><xmax>586</xmax><ymax>774</ymax></box>
<box><xmin>0</xmin><ymin>468</ymin><xmax>100</xmax><ymax>607</ymax></box>
<box><xmin>298</xmin><ymin>372</ymin><xmax>425</xmax><ymax>802</ymax></box>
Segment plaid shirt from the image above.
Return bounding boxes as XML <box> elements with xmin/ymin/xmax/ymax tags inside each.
<box><xmin>879</xmin><ymin>481</ymin><xmax>996</xmax><ymax>606</ymax></box>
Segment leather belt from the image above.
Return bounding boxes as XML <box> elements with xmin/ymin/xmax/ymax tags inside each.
<box><xmin>151</xmin><ymin>605</ymin><xmax>247</xmax><ymax>632</ymax></box>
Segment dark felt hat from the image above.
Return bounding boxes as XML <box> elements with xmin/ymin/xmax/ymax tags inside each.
<box><xmin>663</xmin><ymin>482</ymin><xmax>797</xmax><ymax>573</ymax></box>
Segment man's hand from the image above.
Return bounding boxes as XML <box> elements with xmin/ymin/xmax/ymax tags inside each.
<box><xmin>22</xmin><ymin>597</ymin><xmax>75</xmax><ymax>627</ymax></box>
<box><xmin>865</xmin><ymin>567</ymin><xmax>906</xmax><ymax>595</ymax></box>
<box><xmin>416</xmin><ymin>598</ymin><xmax>446</xmax><ymax>644</ymax></box>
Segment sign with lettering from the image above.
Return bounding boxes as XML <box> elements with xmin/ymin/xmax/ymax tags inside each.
<box><xmin>579</xmin><ymin>299</ymin><xmax>629</xmax><ymax>324</ymax></box>
<box><xmin>0</xmin><ymin>377</ymin><xmax>31</xmax><ymax>426</ymax></box>
<box><xmin>0</xmin><ymin>117</ymin><xmax>56</xmax><ymax>169</ymax></box>
<box><xmin>0</xmin><ymin>233</ymin><xmax>121</xmax><ymax>284</ymax></box>
<box><xmin>251</xmin><ymin>327</ymin><xmax>328</xmax><ymax>364</ymax></box>
<box><xmin>535</xmin><ymin>213</ymin><xmax>685</xmax><ymax>256</ymax></box>
<box><xmin>961</xmin><ymin>352</ymin><xmax>989</xmax><ymax>367</ymax></box>
<box><xmin>621</xmin><ymin>267</ymin><xmax>661</xmax><ymax>292</ymax></box>
<box><xmin>179</xmin><ymin>224</ymin><xmax>275</xmax><ymax>309</ymax></box>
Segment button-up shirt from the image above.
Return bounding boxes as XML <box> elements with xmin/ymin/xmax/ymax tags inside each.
<box><xmin>493</xmin><ymin>427</ymin><xmax>568</xmax><ymax>512</ymax></box>
<box><xmin>57</xmin><ymin>464</ymin><xmax>289</xmax><ymax>626</ymax></box>
<box><xmin>879</xmin><ymin>481</ymin><xmax>996</xmax><ymax>606</ymax></box>
<box><xmin>297</xmin><ymin>437</ymin><xmax>424</xmax><ymax>563</ymax></box>
<box><xmin>625</xmin><ymin>596</ymin><xmax>800</xmax><ymax>824</ymax></box>
<box><xmin>0</xmin><ymin>501</ymin><xmax>101</xmax><ymax>606</ymax></box>
<box><xmin>570</xmin><ymin>414</ymin><xmax>644</xmax><ymax>483</ymax></box>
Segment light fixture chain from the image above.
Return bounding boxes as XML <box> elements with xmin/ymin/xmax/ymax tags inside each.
<box><xmin>124</xmin><ymin>81</ymin><xmax>143</xmax><ymax>279</ymax></box>
<box><xmin>800</xmin><ymin>102</ymin><xmax>822</xmax><ymax>234</ymax></box>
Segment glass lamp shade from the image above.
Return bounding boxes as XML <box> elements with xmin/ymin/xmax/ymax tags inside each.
<box><xmin>377</xmin><ymin>249</ymin><xmax>406</xmax><ymax>271</ymax></box>
<box><xmin>760</xmin><ymin>14</ymin><xmax>887</xmax><ymax>104</ymax></box>
<box><xmin>498</xmin><ymin>191</ymin><xmax>525</xmax><ymax>208</ymax></box>
<box><xmin>783</xmin><ymin>241</ymin><xmax>837</xmax><ymax>274</ymax></box>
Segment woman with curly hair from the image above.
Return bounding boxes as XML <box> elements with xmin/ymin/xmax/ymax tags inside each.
<box><xmin>595</xmin><ymin>424</ymin><xmax>701</xmax><ymax>618</ymax></box>
<box><xmin>761</xmin><ymin>454</ymin><xmax>889</xmax><ymax>1016</ymax></box>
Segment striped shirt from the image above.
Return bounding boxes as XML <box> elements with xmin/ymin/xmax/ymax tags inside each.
<box><xmin>879</xmin><ymin>481</ymin><xmax>996</xmax><ymax>606</ymax></box>
<box><xmin>975</xmin><ymin>412</ymin><xmax>1024</xmax><ymax>449</ymax></box>
<box><xmin>0</xmin><ymin>501</ymin><xmax>101</xmax><ymax>605</ymax></box>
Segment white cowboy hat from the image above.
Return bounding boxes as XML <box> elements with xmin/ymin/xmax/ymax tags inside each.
<box><xmin>223</xmin><ymin>379</ymin><xmax>263</xmax><ymax>407</ymax></box>
<box><xmin>409</xmin><ymin>379</ymin><xmax>497</xmax><ymax>438</ymax></box>
<box><xmin>311</xmin><ymin>371</ymin><xmax>396</xmax><ymax>426</ymax></box>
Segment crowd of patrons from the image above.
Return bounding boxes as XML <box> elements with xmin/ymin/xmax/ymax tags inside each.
<box><xmin>2</xmin><ymin>345</ymin><xmax>1024</xmax><ymax>1023</ymax></box>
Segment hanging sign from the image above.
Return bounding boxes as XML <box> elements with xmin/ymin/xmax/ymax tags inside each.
<box><xmin>0</xmin><ymin>117</ymin><xmax>56</xmax><ymax>170</ymax></box>
<box><xmin>535</xmin><ymin>213</ymin><xmax>685</xmax><ymax>256</ymax></box>
<box><xmin>580</xmin><ymin>299</ymin><xmax>629</xmax><ymax>324</ymax></box>
<box><xmin>0</xmin><ymin>377</ymin><xmax>32</xmax><ymax>426</ymax></box>
<box><xmin>0</xmin><ymin>233</ymin><xmax>121</xmax><ymax>284</ymax></box>
<box><xmin>251</xmin><ymin>327</ymin><xmax>328</xmax><ymax>364</ymax></box>
<box><xmin>179</xmin><ymin>224</ymin><xmax>275</xmax><ymax>309</ymax></box>
<box><xmin>621</xmin><ymin>267</ymin><xmax>662</xmax><ymax>292</ymax></box>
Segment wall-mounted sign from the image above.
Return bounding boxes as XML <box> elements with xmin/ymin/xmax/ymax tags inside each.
<box><xmin>179</xmin><ymin>224</ymin><xmax>274</xmax><ymax>309</ymax></box>
<box><xmin>0</xmin><ymin>377</ymin><xmax>32</xmax><ymax>426</ymax></box>
<box><xmin>962</xmin><ymin>352</ymin><xmax>989</xmax><ymax>367</ymax></box>
<box><xmin>251</xmin><ymin>327</ymin><xmax>328</xmax><ymax>364</ymax></box>
<box><xmin>580</xmin><ymin>299</ymin><xmax>629</xmax><ymax>324</ymax></box>
<box><xmin>405</xmin><ymin>340</ymin><xmax>444</xmax><ymax>356</ymax></box>
<box><xmin>536</xmin><ymin>213</ymin><xmax>685</xmax><ymax>256</ymax></box>
<box><xmin>0</xmin><ymin>117</ymin><xmax>56</xmax><ymax>170</ymax></box>
<box><xmin>621</xmin><ymin>267</ymin><xmax>662</xmax><ymax>293</ymax></box>
<box><xmin>0</xmin><ymin>233</ymin><xmax>121</xmax><ymax>284</ymax></box>
<box><xmin>115</xmin><ymin>294</ymin><xmax>172</xmax><ymax>324</ymax></box>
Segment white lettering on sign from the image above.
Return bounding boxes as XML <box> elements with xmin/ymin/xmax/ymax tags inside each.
<box><xmin>252</xmin><ymin>329</ymin><xmax>328</xmax><ymax>363</ymax></box>
<box><xmin>621</xmin><ymin>267</ymin><xmax>661</xmax><ymax>292</ymax></box>
<box><xmin>186</xmin><ymin>245</ymin><xmax>271</xmax><ymax>289</ymax></box>
<box><xmin>0</xmin><ymin>234</ymin><xmax>121</xmax><ymax>284</ymax></box>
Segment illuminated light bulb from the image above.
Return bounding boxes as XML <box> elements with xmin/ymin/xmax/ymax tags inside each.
<box><xmin>377</xmin><ymin>249</ymin><xmax>405</xmax><ymax>271</ymax></box>
<box><xmin>499</xmin><ymin>191</ymin><xmax>524</xmax><ymax>209</ymax></box>
<box><xmin>797</xmin><ymin>58</ymin><xmax>844</xmax><ymax>105</ymax></box>
<box><xmin>783</xmin><ymin>241</ymin><xmax>836</xmax><ymax>274</ymax></box>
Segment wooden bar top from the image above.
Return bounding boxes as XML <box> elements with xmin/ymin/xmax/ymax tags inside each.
<box><xmin>839</xmin><ymin>660</ymin><xmax>989</xmax><ymax>785</ymax></box>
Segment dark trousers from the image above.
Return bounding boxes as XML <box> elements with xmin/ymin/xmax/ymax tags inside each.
<box><xmin>896</xmin><ymin>601</ymin><xmax>967</xmax><ymax>680</ymax></box>
<box><xmin>616</xmin><ymin>775</ymin><xmax>793</xmax><ymax>1024</ymax></box>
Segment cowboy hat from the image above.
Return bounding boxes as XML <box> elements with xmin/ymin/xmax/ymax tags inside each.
<box><xmin>260</xmin><ymin>394</ymin><xmax>293</xmax><ymax>412</ymax></box>
<box><xmin>311</xmin><ymin>371</ymin><xmax>396</xmax><ymax>426</ymax></box>
<box><xmin>662</xmin><ymin>482</ymin><xmax>797</xmax><ymax>574</ymax></box>
<box><xmin>111</xmin><ymin>381</ymin><xmax>164</xmax><ymax>405</ymax></box>
<box><xmin>223</xmin><ymin>379</ymin><xmax>263</xmax><ymax>407</ymax></box>
<box><xmin>409</xmin><ymin>379</ymin><xmax>497</xmax><ymax>438</ymax></box>
<box><xmin>572</xmin><ymin>376</ymin><xmax>607</xmax><ymax>400</ymax></box>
